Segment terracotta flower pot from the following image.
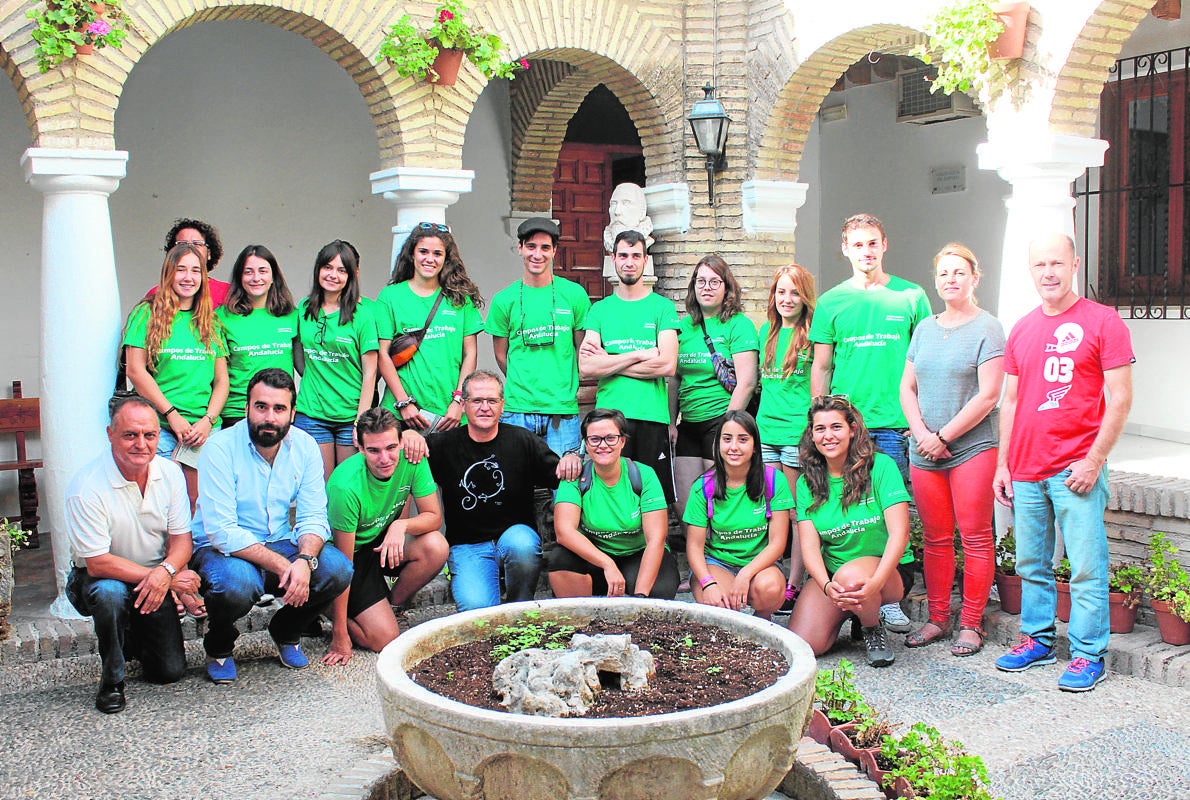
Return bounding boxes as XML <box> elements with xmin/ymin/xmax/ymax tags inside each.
<box><xmin>1151</xmin><ymin>599</ymin><xmax>1190</xmax><ymax>645</ymax></box>
<box><xmin>1107</xmin><ymin>591</ymin><xmax>1138</xmax><ymax>634</ymax></box>
<box><xmin>893</xmin><ymin>775</ymin><xmax>916</xmax><ymax>798</ymax></box>
<box><xmin>994</xmin><ymin>571</ymin><xmax>1021</xmax><ymax>615</ymax></box>
<box><xmin>75</xmin><ymin>43</ymin><xmax>94</xmax><ymax>55</ymax></box>
<box><xmin>807</xmin><ymin>707</ymin><xmax>833</xmax><ymax>745</ymax></box>
<box><xmin>1056</xmin><ymin>580</ymin><xmax>1071</xmax><ymax>623</ymax></box>
<box><xmin>858</xmin><ymin>749</ymin><xmax>896</xmax><ymax>799</ymax></box>
<box><xmin>989</xmin><ymin>2</ymin><xmax>1030</xmax><ymax>60</ymax></box>
<box><xmin>829</xmin><ymin>722</ymin><xmax>875</xmax><ymax>765</ymax></box>
<box><xmin>428</xmin><ymin>46</ymin><xmax>465</xmax><ymax>85</ymax></box>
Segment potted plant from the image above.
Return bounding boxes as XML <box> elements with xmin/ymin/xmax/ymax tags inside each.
<box><xmin>878</xmin><ymin>722</ymin><xmax>996</xmax><ymax>800</ymax></box>
<box><xmin>375</xmin><ymin>1</ymin><xmax>528</xmax><ymax>85</ymax></box>
<box><xmin>1054</xmin><ymin>556</ymin><xmax>1072</xmax><ymax>623</ymax></box>
<box><xmin>910</xmin><ymin>0</ymin><xmax>1030</xmax><ymax>97</ymax></box>
<box><xmin>808</xmin><ymin>658</ymin><xmax>872</xmax><ymax>745</ymax></box>
<box><xmin>0</xmin><ymin>517</ymin><xmax>30</xmax><ymax>640</ymax></box>
<box><xmin>1146</xmin><ymin>532</ymin><xmax>1190</xmax><ymax>646</ymax></box>
<box><xmin>994</xmin><ymin>528</ymin><xmax>1021</xmax><ymax>615</ymax></box>
<box><xmin>829</xmin><ymin>708</ymin><xmax>896</xmax><ymax>767</ymax></box>
<box><xmin>1107</xmin><ymin>560</ymin><xmax>1144</xmax><ymax>634</ymax></box>
<box><xmin>26</xmin><ymin>0</ymin><xmax>129</xmax><ymax>73</ymax></box>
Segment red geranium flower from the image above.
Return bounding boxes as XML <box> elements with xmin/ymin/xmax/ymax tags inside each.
<box><xmin>438</xmin><ymin>9</ymin><xmax>454</xmax><ymax>22</ymax></box>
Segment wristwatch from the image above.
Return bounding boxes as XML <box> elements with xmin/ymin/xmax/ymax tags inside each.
<box><xmin>159</xmin><ymin>561</ymin><xmax>177</xmax><ymax>577</ymax></box>
<box><xmin>295</xmin><ymin>554</ymin><xmax>319</xmax><ymax>571</ymax></box>
<box><xmin>396</xmin><ymin>396</ymin><xmax>417</xmax><ymax>410</ymax></box>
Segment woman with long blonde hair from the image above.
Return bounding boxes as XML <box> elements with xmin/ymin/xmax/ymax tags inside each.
<box><xmin>756</xmin><ymin>264</ymin><xmax>817</xmax><ymax>611</ymax></box>
<box><xmin>123</xmin><ymin>242</ymin><xmax>229</xmax><ymax>506</ymax></box>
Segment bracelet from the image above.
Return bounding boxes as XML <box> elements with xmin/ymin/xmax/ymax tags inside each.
<box><xmin>698</xmin><ymin>573</ymin><xmax>718</xmax><ymax>589</ymax></box>
<box><xmin>700</xmin><ymin>580</ymin><xmax>718</xmax><ymax>590</ymax></box>
<box><xmin>936</xmin><ymin>430</ymin><xmax>950</xmax><ymax>446</ymax></box>
<box><xmin>451</xmin><ymin>394</ymin><xmax>464</xmax><ymax>406</ymax></box>
<box><xmin>396</xmin><ymin>396</ymin><xmax>417</xmax><ymax>410</ymax></box>
<box><xmin>161</xmin><ymin>405</ymin><xmax>177</xmax><ymax>417</ymax></box>
<box><xmin>632</xmin><ymin>592</ymin><xmax>648</xmax><ymax>598</ymax></box>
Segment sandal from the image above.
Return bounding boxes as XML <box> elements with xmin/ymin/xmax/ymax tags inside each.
<box><xmin>905</xmin><ymin>620</ymin><xmax>952</xmax><ymax>648</ymax></box>
<box><xmin>950</xmin><ymin>626</ymin><xmax>985</xmax><ymax>657</ymax></box>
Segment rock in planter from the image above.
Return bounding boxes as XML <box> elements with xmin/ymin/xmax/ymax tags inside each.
<box><xmin>377</xmin><ymin>598</ymin><xmax>816</xmax><ymax>800</ymax></box>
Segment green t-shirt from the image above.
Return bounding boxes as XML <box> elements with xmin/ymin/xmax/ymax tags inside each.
<box><xmin>675</xmin><ymin>313</ymin><xmax>758</xmax><ymax>423</ymax></box>
<box><xmin>327</xmin><ymin>450</ymin><xmax>437</xmax><ymax>549</ymax></box>
<box><xmin>584</xmin><ymin>293</ymin><xmax>680</xmax><ymax>424</ymax></box>
<box><xmin>555</xmin><ymin>458</ymin><xmax>667</xmax><ymax>557</ymax></box>
<box><xmin>485</xmin><ymin>277</ymin><xmax>591</xmax><ymax>414</ymax></box>
<box><xmin>756</xmin><ymin>323</ymin><xmax>812</xmax><ymax>447</ymax></box>
<box><xmin>122</xmin><ymin>303</ymin><xmax>228</xmax><ymax>425</ymax></box>
<box><xmin>376</xmin><ymin>283</ymin><xmax>484</xmax><ymax>416</ymax></box>
<box><xmin>794</xmin><ymin>453</ymin><xmax>913</xmax><ymax>574</ymax></box>
<box><xmin>216</xmin><ymin>306</ymin><xmax>299</xmax><ymax>419</ymax></box>
<box><xmin>808</xmin><ymin>275</ymin><xmax>932</xmax><ymax>429</ymax></box>
<box><xmin>682</xmin><ymin>470</ymin><xmax>794</xmax><ymax>567</ymax></box>
<box><xmin>295</xmin><ymin>300</ymin><xmax>379</xmax><ymax>423</ymax></box>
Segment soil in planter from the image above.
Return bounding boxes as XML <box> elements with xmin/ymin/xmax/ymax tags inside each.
<box><xmin>410</xmin><ymin>615</ymin><xmax>788</xmax><ymax>718</ymax></box>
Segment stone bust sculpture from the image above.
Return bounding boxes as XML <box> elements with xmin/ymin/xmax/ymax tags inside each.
<box><xmin>603</xmin><ymin>183</ymin><xmax>655</xmax><ymax>253</ymax></box>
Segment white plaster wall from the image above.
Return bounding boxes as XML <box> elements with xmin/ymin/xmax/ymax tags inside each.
<box><xmin>794</xmin><ymin>118</ymin><xmax>823</xmax><ymax>277</ymax></box>
<box><xmin>1125</xmin><ymin>319</ymin><xmax>1190</xmax><ymax>443</ymax></box>
<box><xmin>813</xmin><ymin>80</ymin><xmax>1005</xmax><ymax>310</ymax></box>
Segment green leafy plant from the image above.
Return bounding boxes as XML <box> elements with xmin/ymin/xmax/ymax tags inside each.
<box><xmin>814</xmin><ymin>659</ymin><xmax>873</xmax><ymax>725</ymax></box>
<box><xmin>1108</xmin><ymin>561</ymin><xmax>1145</xmax><ymax>609</ymax></box>
<box><xmin>1</xmin><ymin>518</ymin><xmax>29</xmax><ymax>554</ymax></box>
<box><xmin>1053</xmin><ymin>557</ymin><xmax>1072</xmax><ymax>583</ymax></box>
<box><xmin>26</xmin><ymin>0</ymin><xmax>129</xmax><ymax>73</ymax></box>
<box><xmin>995</xmin><ymin>528</ymin><xmax>1016</xmax><ymax>575</ymax></box>
<box><xmin>853</xmin><ymin>709</ymin><xmax>897</xmax><ymax>749</ymax></box>
<box><xmin>910</xmin><ymin>0</ymin><xmax>1008</xmax><ymax>97</ymax></box>
<box><xmin>490</xmin><ymin>610</ymin><xmax>575</xmax><ymax>663</ymax></box>
<box><xmin>879</xmin><ymin>722</ymin><xmax>996</xmax><ymax>800</ymax></box>
<box><xmin>375</xmin><ymin>1</ymin><xmax>528</xmax><ymax>81</ymax></box>
<box><xmin>1146</xmin><ymin>532</ymin><xmax>1190</xmax><ymax>621</ymax></box>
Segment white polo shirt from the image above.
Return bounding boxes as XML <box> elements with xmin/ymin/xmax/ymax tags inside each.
<box><xmin>65</xmin><ymin>450</ymin><xmax>190</xmax><ymax>569</ymax></box>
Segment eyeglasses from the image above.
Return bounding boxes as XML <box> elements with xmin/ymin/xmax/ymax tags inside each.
<box><xmin>811</xmin><ymin>393</ymin><xmax>853</xmax><ymax>409</ymax></box>
<box><xmin>695</xmin><ymin>278</ymin><xmax>724</xmax><ymax>289</ymax></box>
<box><xmin>466</xmin><ymin>396</ymin><xmax>503</xmax><ymax>407</ymax></box>
<box><xmin>177</xmin><ymin>239</ymin><xmax>208</xmax><ymax>249</ymax></box>
<box><xmin>585</xmin><ymin>434</ymin><xmax>623</xmax><ymax>448</ymax></box>
<box><xmin>416</xmin><ymin>222</ymin><xmax>451</xmax><ymax>233</ymax></box>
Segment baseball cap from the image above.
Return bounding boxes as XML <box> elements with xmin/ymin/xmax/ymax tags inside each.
<box><xmin>517</xmin><ymin>217</ymin><xmax>560</xmax><ymax>241</ymax></box>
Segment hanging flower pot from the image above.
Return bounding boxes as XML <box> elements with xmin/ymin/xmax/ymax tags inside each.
<box><xmin>994</xmin><ymin>571</ymin><xmax>1021</xmax><ymax>615</ymax></box>
<box><xmin>1151</xmin><ymin>599</ymin><xmax>1190</xmax><ymax>646</ymax></box>
<box><xmin>1056</xmin><ymin>580</ymin><xmax>1071</xmax><ymax>623</ymax></box>
<box><xmin>989</xmin><ymin>2</ymin><xmax>1030</xmax><ymax>60</ymax></box>
<box><xmin>427</xmin><ymin>45</ymin><xmax>465</xmax><ymax>85</ymax></box>
<box><xmin>1107</xmin><ymin>591</ymin><xmax>1138</xmax><ymax>634</ymax></box>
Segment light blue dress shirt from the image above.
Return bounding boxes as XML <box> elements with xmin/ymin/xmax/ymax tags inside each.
<box><xmin>191</xmin><ymin>420</ymin><xmax>330</xmax><ymax>552</ymax></box>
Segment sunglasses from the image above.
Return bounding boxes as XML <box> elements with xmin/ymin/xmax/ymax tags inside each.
<box><xmin>416</xmin><ymin>222</ymin><xmax>451</xmax><ymax>233</ymax></box>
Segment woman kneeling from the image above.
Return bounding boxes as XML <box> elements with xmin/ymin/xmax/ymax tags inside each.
<box><xmin>548</xmin><ymin>409</ymin><xmax>679</xmax><ymax>599</ymax></box>
<box><xmin>789</xmin><ymin>396</ymin><xmax>912</xmax><ymax>667</ymax></box>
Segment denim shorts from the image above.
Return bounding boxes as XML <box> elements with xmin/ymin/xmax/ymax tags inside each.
<box><xmin>699</xmin><ymin>555</ymin><xmax>743</xmax><ymax>575</ymax></box>
<box><xmin>292</xmin><ymin>412</ymin><xmax>355</xmax><ymax>446</ymax></box>
<box><xmin>761</xmin><ymin>443</ymin><xmax>800</xmax><ymax>468</ymax></box>
<box><xmin>156</xmin><ymin>428</ymin><xmax>178</xmax><ymax>458</ymax></box>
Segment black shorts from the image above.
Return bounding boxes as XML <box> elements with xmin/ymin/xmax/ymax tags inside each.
<box><xmin>620</xmin><ymin>418</ymin><xmax>675</xmax><ymax>504</ymax></box>
<box><xmin>546</xmin><ymin>544</ymin><xmax>681</xmax><ymax>599</ymax></box>
<box><xmin>346</xmin><ymin>542</ymin><xmax>407</xmax><ymax>618</ymax></box>
<box><xmin>675</xmin><ymin>415</ymin><xmax>724</xmax><ymax>460</ymax></box>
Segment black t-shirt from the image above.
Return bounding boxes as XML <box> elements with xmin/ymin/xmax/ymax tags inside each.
<box><xmin>425</xmin><ymin>424</ymin><xmax>560</xmax><ymax>545</ymax></box>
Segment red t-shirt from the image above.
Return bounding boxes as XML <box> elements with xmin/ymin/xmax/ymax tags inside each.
<box><xmin>1004</xmin><ymin>297</ymin><xmax>1134</xmax><ymax>481</ymax></box>
<box><xmin>146</xmin><ymin>278</ymin><xmax>231</xmax><ymax>308</ymax></box>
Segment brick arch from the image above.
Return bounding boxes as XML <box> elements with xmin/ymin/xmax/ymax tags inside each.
<box><xmin>0</xmin><ymin>10</ymin><xmax>45</xmax><ymax>144</ymax></box>
<box><xmin>1047</xmin><ymin>0</ymin><xmax>1156</xmax><ymax>136</ymax></box>
<box><xmin>8</xmin><ymin>1</ymin><xmax>406</xmax><ymax>164</ymax></box>
<box><xmin>754</xmin><ymin>24</ymin><xmax>927</xmax><ymax>182</ymax></box>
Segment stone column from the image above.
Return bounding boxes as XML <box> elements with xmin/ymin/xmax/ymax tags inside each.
<box><xmin>22</xmin><ymin>147</ymin><xmax>129</xmax><ymax>618</ymax></box>
<box><xmin>977</xmin><ymin>134</ymin><xmax>1109</xmax><ymax>331</ymax></box>
<box><xmin>370</xmin><ymin>167</ymin><xmax>476</xmax><ymax>271</ymax></box>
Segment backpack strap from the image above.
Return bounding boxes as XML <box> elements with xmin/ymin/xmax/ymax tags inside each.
<box><xmin>580</xmin><ymin>458</ymin><xmax>642</xmax><ymax>497</ymax></box>
<box><xmin>701</xmin><ymin>468</ymin><xmax>716</xmax><ymax>522</ymax></box>
<box><xmin>578</xmin><ymin>460</ymin><xmax>594</xmax><ymax>496</ymax></box>
<box><xmin>625</xmin><ymin>459</ymin><xmax>643</xmax><ymax>496</ymax></box>
<box><xmin>762</xmin><ymin>464</ymin><xmax>777</xmax><ymax>520</ymax></box>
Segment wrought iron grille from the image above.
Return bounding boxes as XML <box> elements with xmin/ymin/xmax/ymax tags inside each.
<box><xmin>1074</xmin><ymin>47</ymin><xmax>1190</xmax><ymax>319</ymax></box>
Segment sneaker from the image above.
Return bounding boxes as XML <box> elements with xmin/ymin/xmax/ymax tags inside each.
<box><xmin>778</xmin><ymin>584</ymin><xmax>800</xmax><ymax>615</ymax></box>
<box><xmin>1058</xmin><ymin>658</ymin><xmax>1106</xmax><ymax>692</ymax></box>
<box><xmin>994</xmin><ymin>635</ymin><xmax>1056</xmax><ymax>672</ymax></box>
<box><xmin>206</xmin><ymin>656</ymin><xmax>237</xmax><ymax>684</ymax></box>
<box><xmin>879</xmin><ymin>602</ymin><xmax>912</xmax><ymax>633</ymax></box>
<box><xmin>862</xmin><ymin>622</ymin><xmax>895</xmax><ymax>667</ymax></box>
<box><xmin>277</xmin><ymin>643</ymin><xmax>309</xmax><ymax>670</ymax></box>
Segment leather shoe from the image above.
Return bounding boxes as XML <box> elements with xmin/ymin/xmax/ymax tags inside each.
<box><xmin>95</xmin><ymin>681</ymin><xmax>126</xmax><ymax>714</ymax></box>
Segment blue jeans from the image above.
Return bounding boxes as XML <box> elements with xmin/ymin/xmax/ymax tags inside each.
<box><xmin>447</xmin><ymin>524</ymin><xmax>542</xmax><ymax>611</ymax></box>
<box><xmin>501</xmin><ymin>412</ymin><xmax>581</xmax><ymax>456</ymax></box>
<box><xmin>292</xmin><ymin>413</ymin><xmax>355</xmax><ymax>446</ymax></box>
<box><xmin>1013</xmin><ymin>465</ymin><xmax>1111</xmax><ymax>661</ymax></box>
<box><xmin>66</xmin><ymin>567</ymin><xmax>186</xmax><ymax>687</ymax></box>
<box><xmin>871</xmin><ymin>428</ymin><xmax>910</xmax><ymax>487</ymax></box>
<box><xmin>191</xmin><ymin>540</ymin><xmax>353</xmax><ymax>657</ymax></box>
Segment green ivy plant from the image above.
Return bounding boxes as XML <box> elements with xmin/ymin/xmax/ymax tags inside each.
<box><xmin>490</xmin><ymin>610</ymin><xmax>575</xmax><ymax>663</ymax></box>
<box><xmin>1053</xmin><ymin>557</ymin><xmax>1072</xmax><ymax>583</ymax></box>
<box><xmin>1108</xmin><ymin>561</ymin><xmax>1146</xmax><ymax>609</ymax></box>
<box><xmin>1146</xmin><ymin>532</ymin><xmax>1190</xmax><ymax>621</ymax></box>
<box><xmin>910</xmin><ymin>0</ymin><xmax>1008</xmax><ymax>97</ymax></box>
<box><xmin>1</xmin><ymin>518</ymin><xmax>29</xmax><ymax>554</ymax></box>
<box><xmin>814</xmin><ymin>659</ymin><xmax>873</xmax><ymax>725</ymax></box>
<box><xmin>26</xmin><ymin>0</ymin><xmax>129</xmax><ymax>73</ymax></box>
<box><xmin>376</xmin><ymin>1</ymin><xmax>527</xmax><ymax>82</ymax></box>
<box><xmin>995</xmin><ymin>528</ymin><xmax>1016</xmax><ymax>575</ymax></box>
<box><xmin>879</xmin><ymin>722</ymin><xmax>996</xmax><ymax>800</ymax></box>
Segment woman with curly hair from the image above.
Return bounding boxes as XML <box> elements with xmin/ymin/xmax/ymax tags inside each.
<box><xmin>757</xmin><ymin>264</ymin><xmax>817</xmax><ymax>610</ymax></box>
<box><xmin>670</xmin><ymin>255</ymin><xmax>758</xmax><ymax>514</ymax></box>
<box><xmin>123</xmin><ymin>242</ymin><xmax>229</xmax><ymax>506</ymax></box>
<box><xmin>377</xmin><ymin>223</ymin><xmax>484</xmax><ymax>432</ymax></box>
<box><xmin>294</xmin><ymin>240</ymin><xmax>379</xmax><ymax>479</ymax></box>
<box><xmin>215</xmin><ymin>244</ymin><xmax>298</xmax><ymax>427</ymax></box>
<box><xmin>146</xmin><ymin>218</ymin><xmax>229</xmax><ymax>306</ymax></box>
<box><xmin>788</xmin><ymin>396</ymin><xmax>912</xmax><ymax>667</ymax></box>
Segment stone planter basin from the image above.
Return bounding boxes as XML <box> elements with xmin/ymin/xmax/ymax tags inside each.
<box><xmin>376</xmin><ymin>598</ymin><xmax>817</xmax><ymax>800</ymax></box>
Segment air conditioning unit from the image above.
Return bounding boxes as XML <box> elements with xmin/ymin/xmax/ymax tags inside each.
<box><xmin>896</xmin><ymin>65</ymin><xmax>980</xmax><ymax>124</ymax></box>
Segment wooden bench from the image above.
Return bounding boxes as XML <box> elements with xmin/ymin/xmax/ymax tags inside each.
<box><xmin>0</xmin><ymin>380</ymin><xmax>42</xmax><ymax>548</ymax></box>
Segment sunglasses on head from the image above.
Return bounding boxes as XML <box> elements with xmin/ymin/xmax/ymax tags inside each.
<box><xmin>416</xmin><ymin>222</ymin><xmax>451</xmax><ymax>233</ymax></box>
